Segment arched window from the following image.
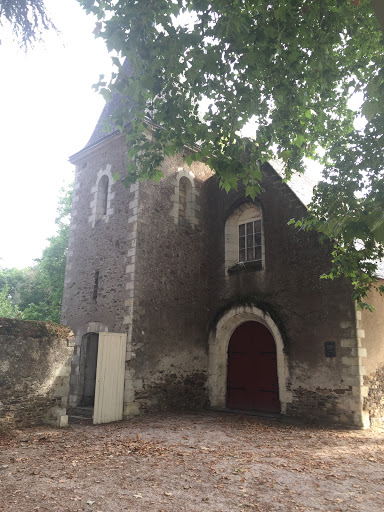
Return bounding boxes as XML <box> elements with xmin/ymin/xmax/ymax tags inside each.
<box><xmin>170</xmin><ymin>168</ymin><xmax>199</xmax><ymax>227</ymax></box>
<box><xmin>89</xmin><ymin>164</ymin><xmax>114</xmax><ymax>227</ymax></box>
<box><xmin>225</xmin><ymin>203</ymin><xmax>264</xmax><ymax>273</ymax></box>
<box><xmin>96</xmin><ymin>175</ymin><xmax>109</xmax><ymax>216</ymax></box>
<box><xmin>178</xmin><ymin>176</ymin><xmax>192</xmax><ymax>222</ymax></box>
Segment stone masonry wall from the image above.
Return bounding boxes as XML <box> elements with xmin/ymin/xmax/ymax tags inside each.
<box><xmin>0</xmin><ymin>319</ymin><xmax>73</xmax><ymax>430</ymax></box>
<box><xmin>130</xmin><ymin>155</ymin><xmax>214</xmax><ymax>413</ymax></box>
<box><xmin>62</xmin><ymin>123</ymin><xmax>368</xmax><ymax>426</ymax></box>
<box><xmin>205</xmin><ymin>165</ymin><xmax>362</xmax><ymax>427</ymax></box>
<box><xmin>61</xmin><ymin>134</ymin><xmax>138</xmax><ymax>408</ymax></box>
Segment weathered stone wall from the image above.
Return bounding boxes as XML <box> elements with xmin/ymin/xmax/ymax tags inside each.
<box><xmin>130</xmin><ymin>155</ymin><xmax>214</xmax><ymax>413</ymax></box>
<box><xmin>0</xmin><ymin>319</ymin><xmax>72</xmax><ymax>430</ymax></box>
<box><xmin>204</xmin><ymin>165</ymin><xmax>362</xmax><ymax>426</ymax></box>
<box><xmin>360</xmin><ymin>288</ymin><xmax>384</xmax><ymax>426</ymax></box>
<box><xmin>62</xmin><ymin>135</ymin><xmax>214</xmax><ymax>413</ymax></box>
<box><xmin>61</xmin><ymin>134</ymin><xmax>138</xmax><ymax>407</ymax></box>
<box><xmin>61</xmin><ymin>134</ymin><xmax>134</xmax><ymax>333</ymax></box>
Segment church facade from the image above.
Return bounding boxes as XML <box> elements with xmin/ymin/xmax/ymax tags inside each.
<box><xmin>61</xmin><ymin>101</ymin><xmax>384</xmax><ymax>428</ymax></box>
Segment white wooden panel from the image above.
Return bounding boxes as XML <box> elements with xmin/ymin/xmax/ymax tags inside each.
<box><xmin>93</xmin><ymin>332</ymin><xmax>126</xmax><ymax>424</ymax></box>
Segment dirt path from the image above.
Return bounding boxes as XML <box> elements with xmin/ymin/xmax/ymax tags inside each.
<box><xmin>1</xmin><ymin>412</ymin><xmax>383</xmax><ymax>512</ymax></box>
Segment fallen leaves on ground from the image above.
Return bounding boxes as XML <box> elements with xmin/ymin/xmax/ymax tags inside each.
<box><xmin>0</xmin><ymin>412</ymin><xmax>383</xmax><ymax>511</ymax></box>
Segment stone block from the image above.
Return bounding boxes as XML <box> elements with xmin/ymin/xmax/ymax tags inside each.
<box><xmin>346</xmin><ymin>365</ymin><xmax>367</xmax><ymax>376</ymax></box>
<box><xmin>130</xmin><ymin>182</ymin><xmax>139</xmax><ymax>192</ymax></box>
<box><xmin>124</xmin><ymin>402</ymin><xmax>141</xmax><ymax>417</ymax></box>
<box><xmin>53</xmin><ymin>382</ymin><xmax>70</xmax><ymax>398</ymax></box>
<box><xmin>341</xmin><ymin>339</ymin><xmax>357</xmax><ymax>348</ymax></box>
<box><xmin>342</xmin><ymin>356</ymin><xmax>358</xmax><ymax>366</ymax></box>
<box><xmin>59</xmin><ymin>415</ymin><xmax>69</xmax><ymax>427</ymax></box>
<box><xmin>55</xmin><ymin>363</ymin><xmax>71</xmax><ymax>377</ymax></box>
<box><xmin>123</xmin><ymin>388</ymin><xmax>135</xmax><ymax>402</ymax></box>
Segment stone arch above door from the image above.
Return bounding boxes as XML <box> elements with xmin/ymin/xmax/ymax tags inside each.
<box><xmin>208</xmin><ymin>305</ymin><xmax>292</xmax><ymax>414</ymax></box>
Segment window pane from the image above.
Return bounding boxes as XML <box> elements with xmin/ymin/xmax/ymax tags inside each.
<box><xmin>239</xmin><ymin>236</ymin><xmax>245</xmax><ymax>249</ymax></box>
<box><xmin>239</xmin><ymin>249</ymin><xmax>246</xmax><ymax>261</ymax></box>
<box><xmin>255</xmin><ymin>232</ymin><xmax>261</xmax><ymax>246</ymax></box>
<box><xmin>247</xmin><ymin>234</ymin><xmax>254</xmax><ymax>248</ymax></box>
<box><xmin>255</xmin><ymin>246</ymin><xmax>262</xmax><ymax>261</ymax></box>
<box><xmin>247</xmin><ymin>247</ymin><xmax>254</xmax><ymax>261</ymax></box>
<box><xmin>246</xmin><ymin>222</ymin><xmax>253</xmax><ymax>234</ymax></box>
<box><xmin>239</xmin><ymin>224</ymin><xmax>245</xmax><ymax>236</ymax></box>
<box><xmin>254</xmin><ymin>220</ymin><xmax>261</xmax><ymax>233</ymax></box>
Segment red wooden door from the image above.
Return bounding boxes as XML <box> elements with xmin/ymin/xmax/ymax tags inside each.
<box><xmin>227</xmin><ymin>321</ymin><xmax>280</xmax><ymax>413</ymax></box>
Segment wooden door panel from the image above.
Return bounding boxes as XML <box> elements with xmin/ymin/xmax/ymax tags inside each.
<box><xmin>227</xmin><ymin>321</ymin><xmax>280</xmax><ymax>413</ymax></box>
<box><xmin>93</xmin><ymin>332</ymin><xmax>126</xmax><ymax>424</ymax></box>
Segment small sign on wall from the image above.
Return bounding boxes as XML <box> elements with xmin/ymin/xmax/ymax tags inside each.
<box><xmin>324</xmin><ymin>341</ymin><xmax>336</xmax><ymax>358</ymax></box>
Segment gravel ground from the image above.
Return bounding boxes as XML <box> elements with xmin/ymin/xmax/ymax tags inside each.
<box><xmin>0</xmin><ymin>411</ymin><xmax>384</xmax><ymax>512</ymax></box>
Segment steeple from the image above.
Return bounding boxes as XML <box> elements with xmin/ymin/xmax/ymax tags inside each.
<box><xmin>70</xmin><ymin>59</ymin><xmax>135</xmax><ymax>161</ymax></box>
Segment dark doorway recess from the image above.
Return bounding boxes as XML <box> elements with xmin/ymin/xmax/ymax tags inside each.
<box><xmin>82</xmin><ymin>333</ymin><xmax>99</xmax><ymax>406</ymax></box>
<box><xmin>227</xmin><ymin>321</ymin><xmax>280</xmax><ymax>413</ymax></box>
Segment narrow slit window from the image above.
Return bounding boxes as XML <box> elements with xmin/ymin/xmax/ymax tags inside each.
<box><xmin>96</xmin><ymin>175</ymin><xmax>109</xmax><ymax>216</ymax></box>
<box><xmin>93</xmin><ymin>271</ymin><xmax>100</xmax><ymax>301</ymax></box>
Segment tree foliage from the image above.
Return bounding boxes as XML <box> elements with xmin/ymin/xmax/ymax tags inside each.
<box><xmin>80</xmin><ymin>0</ymin><xmax>384</xmax><ymax>306</ymax></box>
<box><xmin>0</xmin><ymin>183</ymin><xmax>72</xmax><ymax>322</ymax></box>
<box><xmin>0</xmin><ymin>286</ymin><xmax>22</xmax><ymax>318</ymax></box>
<box><xmin>0</xmin><ymin>0</ymin><xmax>55</xmax><ymax>47</ymax></box>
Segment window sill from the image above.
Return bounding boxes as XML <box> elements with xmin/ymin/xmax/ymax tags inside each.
<box><xmin>228</xmin><ymin>260</ymin><xmax>263</xmax><ymax>274</ymax></box>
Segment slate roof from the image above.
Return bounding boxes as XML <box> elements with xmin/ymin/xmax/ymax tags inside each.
<box><xmin>269</xmin><ymin>158</ymin><xmax>318</xmax><ymax>206</ymax></box>
<box><xmin>70</xmin><ymin>60</ymin><xmax>136</xmax><ymax>161</ymax></box>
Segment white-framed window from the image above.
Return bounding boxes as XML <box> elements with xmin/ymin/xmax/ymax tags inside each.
<box><xmin>225</xmin><ymin>203</ymin><xmax>264</xmax><ymax>273</ymax></box>
<box><xmin>238</xmin><ymin>217</ymin><xmax>262</xmax><ymax>263</ymax></box>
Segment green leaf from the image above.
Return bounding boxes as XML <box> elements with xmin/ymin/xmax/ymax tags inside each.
<box><xmin>293</xmin><ymin>134</ymin><xmax>305</xmax><ymax>148</ymax></box>
<box><xmin>278</xmin><ymin>150</ymin><xmax>292</xmax><ymax>163</ymax></box>
<box><xmin>99</xmin><ymin>87</ymin><xmax>112</xmax><ymax>103</ymax></box>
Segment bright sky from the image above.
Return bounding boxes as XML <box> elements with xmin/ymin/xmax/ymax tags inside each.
<box><xmin>0</xmin><ymin>0</ymin><xmax>113</xmax><ymax>269</ymax></box>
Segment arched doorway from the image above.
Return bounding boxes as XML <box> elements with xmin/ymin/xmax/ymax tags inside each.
<box><xmin>226</xmin><ymin>321</ymin><xmax>280</xmax><ymax>413</ymax></box>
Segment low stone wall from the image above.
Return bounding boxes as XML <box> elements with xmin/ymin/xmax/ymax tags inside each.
<box><xmin>0</xmin><ymin>318</ymin><xmax>73</xmax><ymax>430</ymax></box>
<box><xmin>364</xmin><ymin>365</ymin><xmax>384</xmax><ymax>426</ymax></box>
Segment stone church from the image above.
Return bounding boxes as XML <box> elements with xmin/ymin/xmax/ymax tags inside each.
<box><xmin>61</xmin><ymin>87</ymin><xmax>384</xmax><ymax>428</ymax></box>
